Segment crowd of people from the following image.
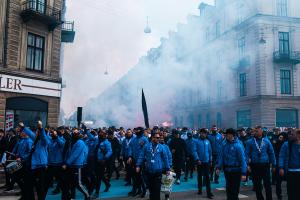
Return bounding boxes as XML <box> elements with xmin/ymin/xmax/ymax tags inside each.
<box><xmin>0</xmin><ymin>122</ymin><xmax>299</xmax><ymax>200</ymax></box>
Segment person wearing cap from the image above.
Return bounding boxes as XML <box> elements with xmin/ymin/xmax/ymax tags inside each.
<box><xmin>107</xmin><ymin>129</ymin><xmax>121</xmax><ymax>180</ymax></box>
<box><xmin>136</xmin><ymin>131</ymin><xmax>170</xmax><ymax>200</ymax></box>
<box><xmin>11</xmin><ymin>126</ymin><xmax>33</xmax><ymax>200</ymax></box>
<box><xmin>91</xmin><ymin>129</ymin><xmax>112</xmax><ymax>198</ymax></box>
<box><xmin>245</xmin><ymin>126</ymin><xmax>276</xmax><ymax>200</ymax></box>
<box><xmin>207</xmin><ymin>125</ymin><xmax>222</xmax><ymax>184</ymax></box>
<box><xmin>216</xmin><ymin>128</ymin><xmax>247</xmax><ymax>200</ymax></box>
<box><xmin>127</xmin><ymin>127</ymin><xmax>148</xmax><ymax>197</ymax></box>
<box><xmin>62</xmin><ymin>128</ymin><xmax>90</xmax><ymax>200</ymax></box>
<box><xmin>184</xmin><ymin>130</ymin><xmax>197</xmax><ymax>181</ymax></box>
<box><xmin>193</xmin><ymin>128</ymin><xmax>213</xmax><ymax>199</ymax></box>
<box><xmin>279</xmin><ymin>129</ymin><xmax>300</xmax><ymax>200</ymax></box>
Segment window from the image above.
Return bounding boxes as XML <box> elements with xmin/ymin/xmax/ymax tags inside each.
<box><xmin>187</xmin><ymin>114</ymin><xmax>194</xmax><ymax>128</ymax></box>
<box><xmin>280</xmin><ymin>69</ymin><xmax>292</xmax><ymax>94</ymax></box>
<box><xmin>217</xmin><ymin>81</ymin><xmax>222</xmax><ymax>100</ymax></box>
<box><xmin>216</xmin><ymin>21</ymin><xmax>221</xmax><ymax>38</ymax></box>
<box><xmin>238</xmin><ymin>37</ymin><xmax>245</xmax><ymax>59</ymax></box>
<box><xmin>276</xmin><ymin>109</ymin><xmax>298</xmax><ymax>127</ymax></box>
<box><xmin>26</xmin><ymin>33</ymin><xmax>45</xmax><ymax>72</ymax></box>
<box><xmin>28</xmin><ymin>0</ymin><xmax>46</xmax><ymax>14</ymax></box>
<box><xmin>205</xmin><ymin>28</ymin><xmax>210</xmax><ymax>41</ymax></box>
<box><xmin>279</xmin><ymin>32</ymin><xmax>289</xmax><ymax>54</ymax></box>
<box><xmin>240</xmin><ymin>73</ymin><xmax>247</xmax><ymax>96</ymax></box>
<box><xmin>198</xmin><ymin>114</ymin><xmax>202</xmax><ymax>128</ymax></box>
<box><xmin>277</xmin><ymin>0</ymin><xmax>288</xmax><ymax>16</ymax></box>
<box><xmin>237</xmin><ymin>110</ymin><xmax>251</xmax><ymax>128</ymax></box>
<box><xmin>217</xmin><ymin>112</ymin><xmax>222</xmax><ymax>128</ymax></box>
<box><xmin>206</xmin><ymin>113</ymin><xmax>211</xmax><ymax>128</ymax></box>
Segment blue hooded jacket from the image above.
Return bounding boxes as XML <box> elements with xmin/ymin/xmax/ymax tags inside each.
<box><xmin>207</xmin><ymin>133</ymin><xmax>223</xmax><ymax>155</ymax></box>
<box><xmin>128</xmin><ymin>135</ymin><xmax>149</xmax><ymax>160</ymax></box>
<box><xmin>12</xmin><ymin>137</ymin><xmax>33</xmax><ymax>161</ymax></box>
<box><xmin>245</xmin><ymin>137</ymin><xmax>276</xmax><ymax>166</ymax></box>
<box><xmin>279</xmin><ymin>142</ymin><xmax>300</xmax><ymax>171</ymax></box>
<box><xmin>216</xmin><ymin>139</ymin><xmax>247</xmax><ymax>175</ymax></box>
<box><xmin>96</xmin><ymin>138</ymin><xmax>112</xmax><ymax>161</ymax></box>
<box><xmin>137</xmin><ymin>142</ymin><xmax>170</xmax><ymax>173</ymax></box>
<box><xmin>185</xmin><ymin>137</ymin><xmax>197</xmax><ymax>157</ymax></box>
<box><xmin>121</xmin><ymin>136</ymin><xmax>135</xmax><ymax>158</ymax></box>
<box><xmin>193</xmin><ymin>138</ymin><xmax>212</xmax><ymax>163</ymax></box>
<box><xmin>162</xmin><ymin>143</ymin><xmax>172</xmax><ymax>169</ymax></box>
<box><xmin>65</xmin><ymin>139</ymin><xmax>88</xmax><ymax>168</ymax></box>
<box><xmin>23</xmin><ymin>127</ymin><xmax>50</xmax><ymax>169</ymax></box>
<box><xmin>48</xmin><ymin>136</ymin><xmax>65</xmax><ymax>166</ymax></box>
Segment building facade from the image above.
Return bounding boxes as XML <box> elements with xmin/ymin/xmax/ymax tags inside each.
<box><xmin>173</xmin><ymin>0</ymin><xmax>300</xmax><ymax>129</ymax></box>
<box><xmin>0</xmin><ymin>0</ymin><xmax>74</xmax><ymax>129</ymax></box>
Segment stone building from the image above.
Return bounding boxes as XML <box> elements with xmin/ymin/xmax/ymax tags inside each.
<box><xmin>0</xmin><ymin>0</ymin><xmax>75</xmax><ymax>129</ymax></box>
<box><xmin>173</xmin><ymin>0</ymin><xmax>300</xmax><ymax>129</ymax></box>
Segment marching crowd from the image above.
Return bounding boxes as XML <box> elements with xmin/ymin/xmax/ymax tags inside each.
<box><xmin>0</xmin><ymin>122</ymin><xmax>300</xmax><ymax>200</ymax></box>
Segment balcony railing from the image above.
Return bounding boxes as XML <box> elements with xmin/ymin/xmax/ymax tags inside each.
<box><xmin>61</xmin><ymin>21</ymin><xmax>75</xmax><ymax>43</ymax></box>
<box><xmin>273</xmin><ymin>51</ymin><xmax>300</xmax><ymax>64</ymax></box>
<box><xmin>20</xmin><ymin>0</ymin><xmax>62</xmax><ymax>31</ymax></box>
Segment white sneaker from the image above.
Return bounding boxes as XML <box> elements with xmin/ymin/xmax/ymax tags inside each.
<box><xmin>176</xmin><ymin>179</ymin><xmax>180</xmax><ymax>185</ymax></box>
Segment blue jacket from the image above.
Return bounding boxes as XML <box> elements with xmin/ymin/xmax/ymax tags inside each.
<box><xmin>128</xmin><ymin>135</ymin><xmax>149</xmax><ymax>160</ymax></box>
<box><xmin>12</xmin><ymin>137</ymin><xmax>33</xmax><ymax>161</ymax></box>
<box><xmin>137</xmin><ymin>142</ymin><xmax>170</xmax><ymax>173</ymax></box>
<box><xmin>83</xmin><ymin>130</ymin><xmax>97</xmax><ymax>159</ymax></box>
<box><xmin>193</xmin><ymin>138</ymin><xmax>212</xmax><ymax>163</ymax></box>
<box><xmin>65</xmin><ymin>139</ymin><xmax>88</xmax><ymax>168</ymax></box>
<box><xmin>96</xmin><ymin>139</ymin><xmax>112</xmax><ymax>161</ymax></box>
<box><xmin>48</xmin><ymin>136</ymin><xmax>65</xmax><ymax>166</ymax></box>
<box><xmin>162</xmin><ymin>143</ymin><xmax>172</xmax><ymax>169</ymax></box>
<box><xmin>217</xmin><ymin>139</ymin><xmax>247</xmax><ymax>175</ymax></box>
<box><xmin>279</xmin><ymin>142</ymin><xmax>300</xmax><ymax>171</ymax></box>
<box><xmin>23</xmin><ymin>127</ymin><xmax>50</xmax><ymax>169</ymax></box>
<box><xmin>207</xmin><ymin>133</ymin><xmax>223</xmax><ymax>155</ymax></box>
<box><xmin>185</xmin><ymin>138</ymin><xmax>197</xmax><ymax>157</ymax></box>
<box><xmin>245</xmin><ymin>137</ymin><xmax>276</xmax><ymax>166</ymax></box>
<box><xmin>121</xmin><ymin>136</ymin><xmax>134</xmax><ymax>158</ymax></box>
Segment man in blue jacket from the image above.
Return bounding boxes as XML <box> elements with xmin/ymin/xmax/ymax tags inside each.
<box><xmin>45</xmin><ymin>129</ymin><xmax>65</xmax><ymax>195</ymax></box>
<box><xmin>207</xmin><ymin>125</ymin><xmax>222</xmax><ymax>184</ymax></box>
<box><xmin>121</xmin><ymin>129</ymin><xmax>135</xmax><ymax>186</ymax></box>
<box><xmin>11</xmin><ymin>127</ymin><xmax>33</xmax><ymax>200</ymax></box>
<box><xmin>127</xmin><ymin>127</ymin><xmax>149</xmax><ymax>197</ymax></box>
<box><xmin>92</xmin><ymin>129</ymin><xmax>112</xmax><ymax>198</ymax></box>
<box><xmin>279</xmin><ymin>129</ymin><xmax>300</xmax><ymax>200</ymax></box>
<box><xmin>193</xmin><ymin>128</ymin><xmax>213</xmax><ymax>198</ymax></box>
<box><xmin>62</xmin><ymin>128</ymin><xmax>90</xmax><ymax>200</ymax></box>
<box><xmin>184</xmin><ymin>131</ymin><xmax>196</xmax><ymax>181</ymax></box>
<box><xmin>19</xmin><ymin>121</ymin><xmax>50</xmax><ymax>200</ymax></box>
<box><xmin>246</xmin><ymin>126</ymin><xmax>276</xmax><ymax>200</ymax></box>
<box><xmin>136</xmin><ymin>131</ymin><xmax>170</xmax><ymax>200</ymax></box>
<box><xmin>216</xmin><ymin>128</ymin><xmax>247</xmax><ymax>200</ymax></box>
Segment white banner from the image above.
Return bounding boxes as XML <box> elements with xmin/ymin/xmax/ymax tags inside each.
<box><xmin>0</xmin><ymin>74</ymin><xmax>61</xmax><ymax>97</ymax></box>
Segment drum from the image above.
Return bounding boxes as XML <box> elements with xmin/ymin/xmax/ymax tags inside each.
<box><xmin>6</xmin><ymin>161</ymin><xmax>23</xmax><ymax>174</ymax></box>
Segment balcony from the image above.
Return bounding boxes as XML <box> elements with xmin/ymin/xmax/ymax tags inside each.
<box><xmin>61</xmin><ymin>21</ymin><xmax>75</xmax><ymax>43</ymax></box>
<box><xmin>20</xmin><ymin>0</ymin><xmax>62</xmax><ymax>31</ymax></box>
<box><xmin>273</xmin><ymin>51</ymin><xmax>300</xmax><ymax>64</ymax></box>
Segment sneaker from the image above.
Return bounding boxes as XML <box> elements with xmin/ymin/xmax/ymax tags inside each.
<box><xmin>175</xmin><ymin>179</ymin><xmax>180</xmax><ymax>185</ymax></box>
<box><xmin>184</xmin><ymin>177</ymin><xmax>188</xmax><ymax>181</ymax></box>
<box><xmin>243</xmin><ymin>181</ymin><xmax>248</xmax><ymax>186</ymax></box>
<box><xmin>51</xmin><ymin>188</ymin><xmax>60</xmax><ymax>195</ymax></box>
<box><xmin>4</xmin><ymin>189</ymin><xmax>16</xmax><ymax>193</ymax></box>
<box><xmin>104</xmin><ymin>183</ymin><xmax>111</xmax><ymax>192</ymax></box>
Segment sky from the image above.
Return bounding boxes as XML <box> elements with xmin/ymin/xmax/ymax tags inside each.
<box><xmin>61</xmin><ymin>0</ymin><xmax>214</xmax><ymax>117</ymax></box>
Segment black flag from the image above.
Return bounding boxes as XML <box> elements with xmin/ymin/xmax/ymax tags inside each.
<box><xmin>142</xmin><ymin>89</ymin><xmax>149</xmax><ymax>128</ymax></box>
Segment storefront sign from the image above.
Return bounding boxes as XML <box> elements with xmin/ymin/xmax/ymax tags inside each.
<box><xmin>5</xmin><ymin>110</ymin><xmax>14</xmax><ymax>130</ymax></box>
<box><xmin>0</xmin><ymin>74</ymin><xmax>61</xmax><ymax>97</ymax></box>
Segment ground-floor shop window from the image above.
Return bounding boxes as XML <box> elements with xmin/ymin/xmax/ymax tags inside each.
<box><xmin>237</xmin><ymin>110</ymin><xmax>251</xmax><ymax>128</ymax></box>
<box><xmin>276</xmin><ymin>109</ymin><xmax>298</xmax><ymax>128</ymax></box>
